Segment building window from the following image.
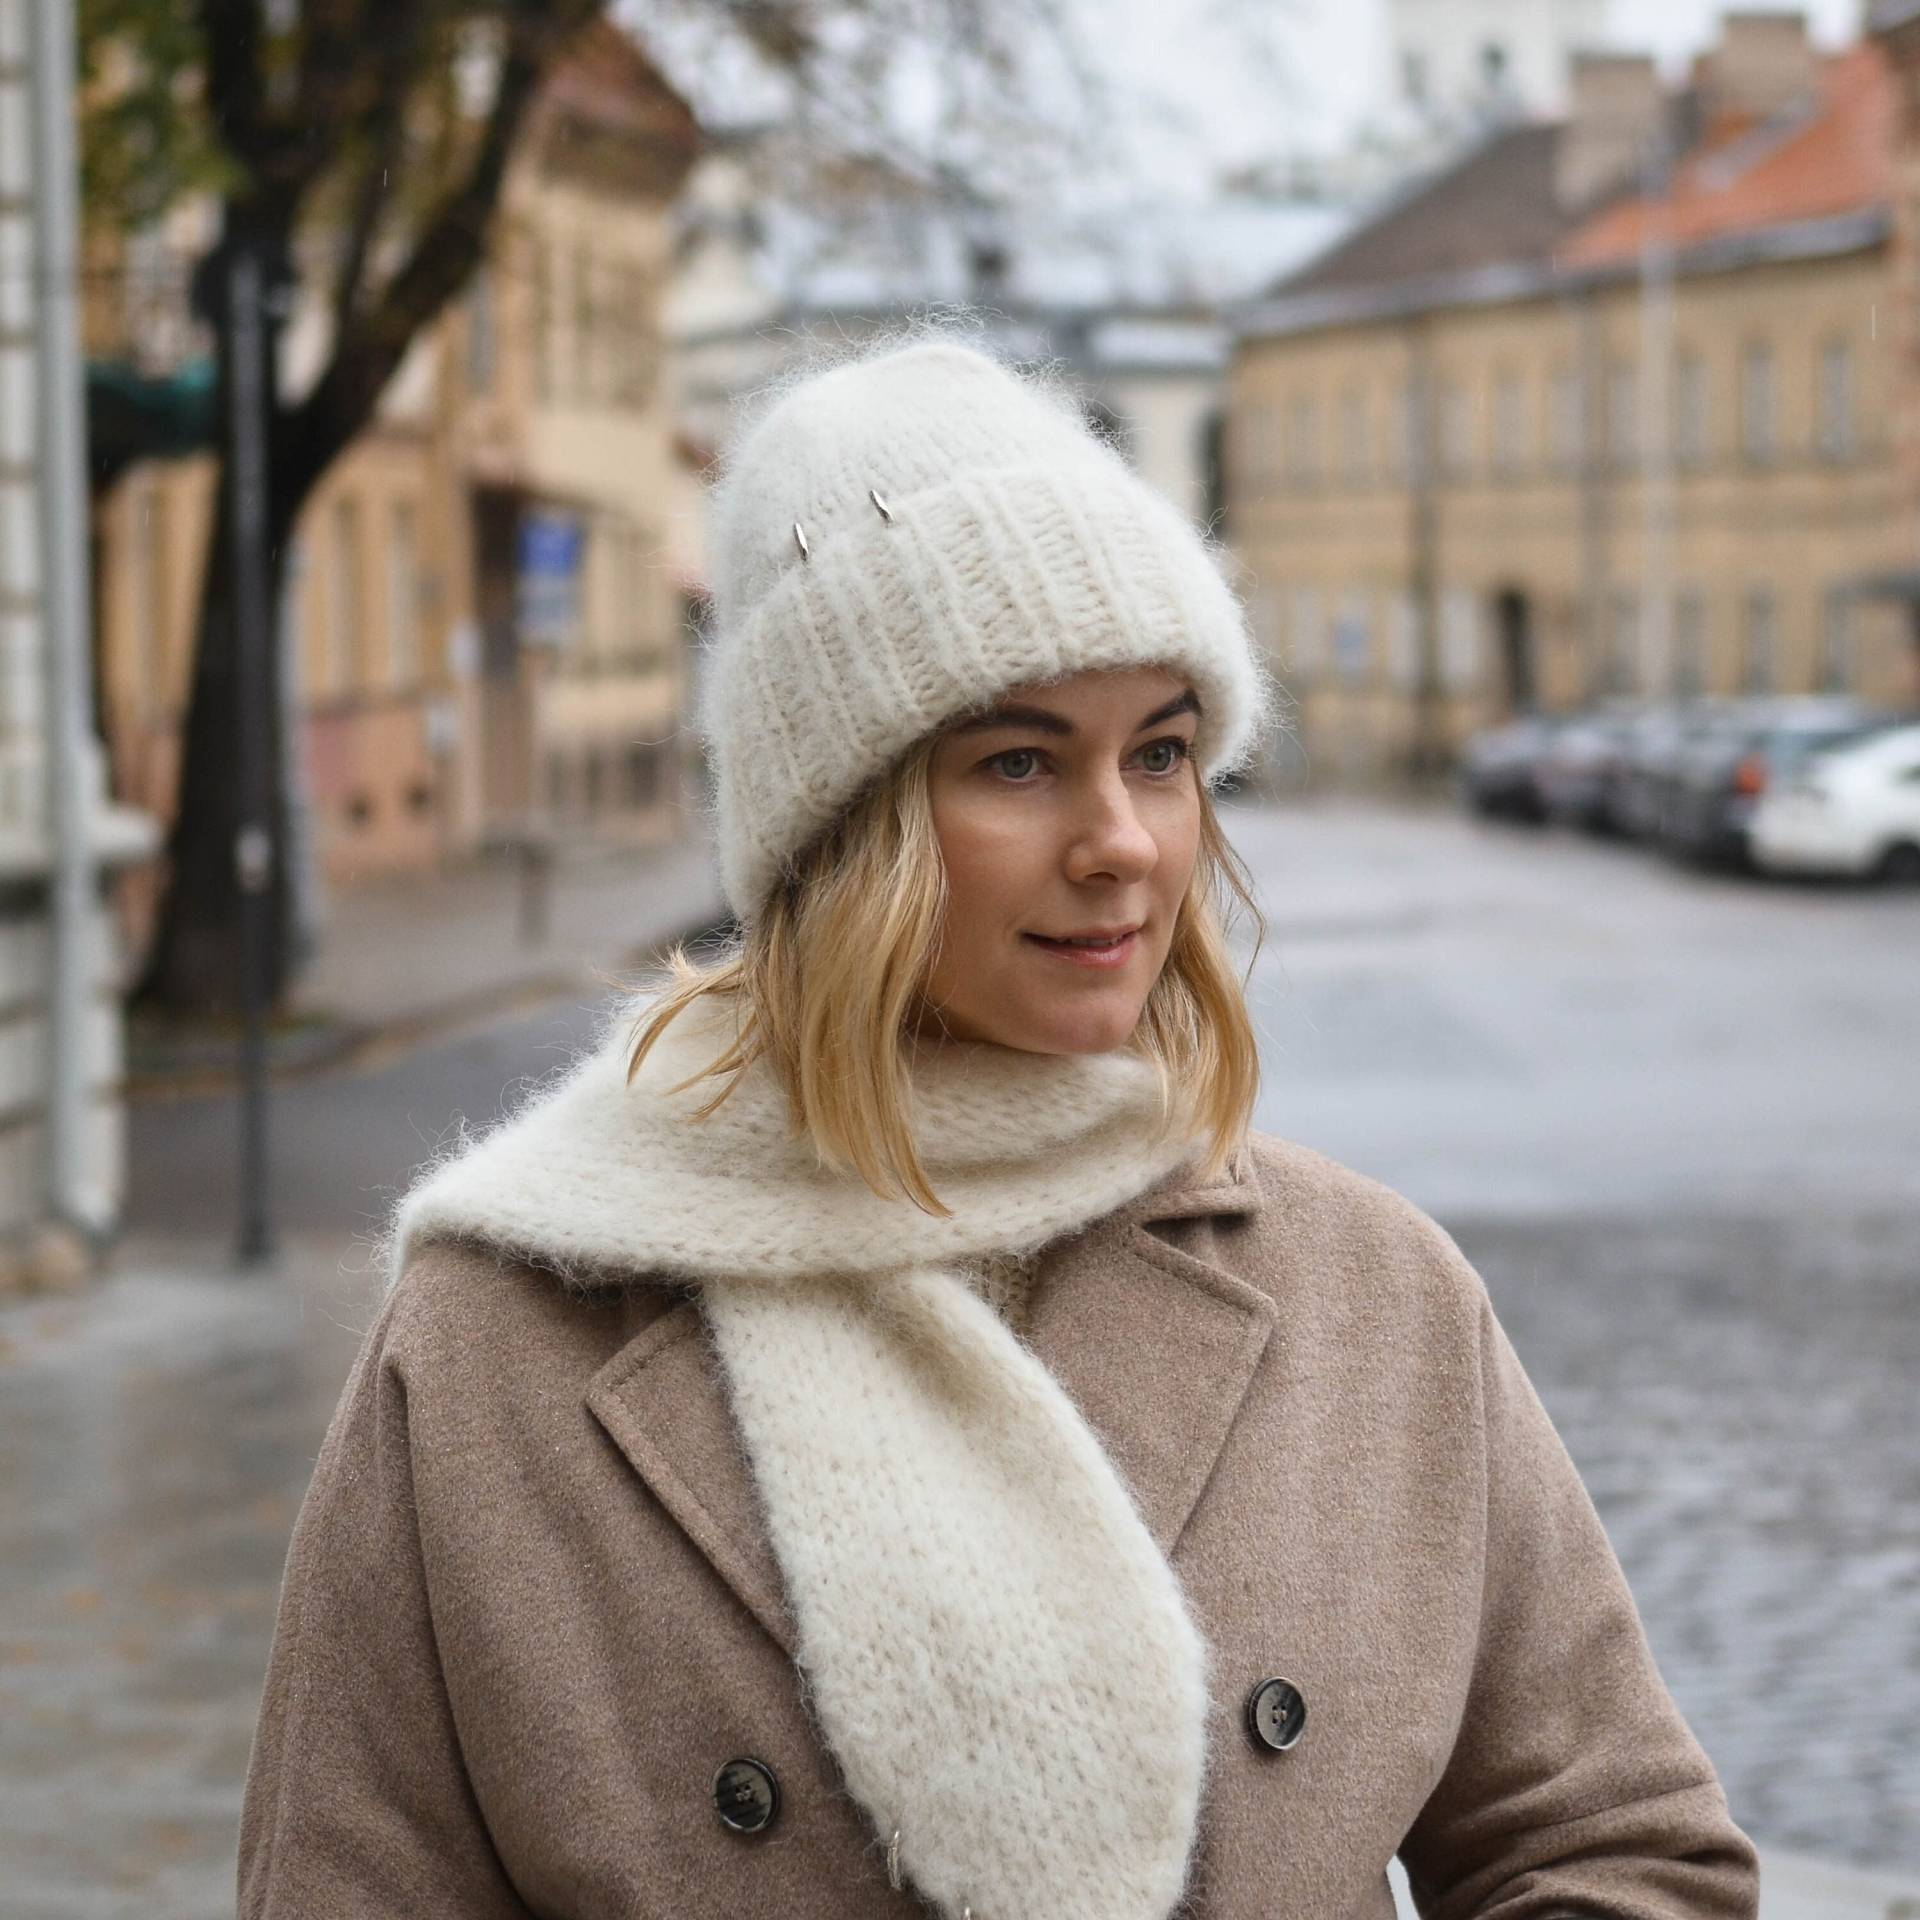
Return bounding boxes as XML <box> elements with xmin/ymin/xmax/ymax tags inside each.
<box><xmin>1674</xmin><ymin>351</ymin><xmax>1708</xmax><ymax>468</ymax></box>
<box><xmin>1389</xmin><ymin>382</ymin><xmax>1415</xmax><ymax>481</ymax></box>
<box><xmin>465</xmin><ymin>263</ymin><xmax>496</xmax><ymax>394</ymax></box>
<box><xmin>626</xmin><ymin>741</ymin><xmax>661</xmax><ymax>809</ymax></box>
<box><xmin>1438</xmin><ymin>381</ymin><xmax>1470</xmax><ymax>480</ymax></box>
<box><xmin>1333</xmin><ymin>590</ymin><xmax>1372</xmax><ymax>683</ymax></box>
<box><xmin>1289</xmin><ymin>584</ymin><xmax>1325</xmax><ymax>677</ymax></box>
<box><xmin>1387</xmin><ymin>591</ymin><xmax>1420</xmax><ymax>690</ymax></box>
<box><xmin>279</xmin><ymin>534</ymin><xmax>308</xmax><ymax>713</ymax></box>
<box><xmin>532</xmin><ymin>240</ymin><xmax>553</xmax><ymax>404</ymax></box>
<box><xmin>329</xmin><ymin>495</ymin><xmax>362</xmax><ymax>698</ymax></box>
<box><xmin>1673</xmin><ymin>587</ymin><xmax>1706</xmax><ymax>695</ymax></box>
<box><xmin>1492</xmin><ymin>371</ymin><xmax>1525</xmax><ymax>477</ymax></box>
<box><xmin>1816</xmin><ymin>339</ymin><xmax>1853</xmax><ymax>461</ymax></box>
<box><xmin>1285</xmin><ymin>395</ymin><xmax>1319</xmax><ymax>486</ymax></box>
<box><xmin>1339</xmin><ymin>388</ymin><xmax>1368</xmax><ymax>486</ymax></box>
<box><xmin>1741</xmin><ymin>586</ymin><xmax>1776</xmax><ymax>692</ymax></box>
<box><xmin>1607</xmin><ymin>362</ymin><xmax>1637</xmax><ymax>468</ymax></box>
<box><xmin>387</xmin><ymin>501</ymin><xmax>420</xmax><ymax>691</ymax></box>
<box><xmin>574</xmin><ymin>243</ymin><xmax>595</xmax><ymax>403</ymax></box>
<box><xmin>1236</xmin><ymin>401</ymin><xmax>1283</xmax><ymax>492</ymax></box>
<box><xmin>131</xmin><ymin>482</ymin><xmax>171</xmax><ymax>716</ymax></box>
<box><xmin>1607</xmin><ymin>589</ymin><xmax>1639</xmax><ymax>693</ymax></box>
<box><xmin>1817</xmin><ymin>589</ymin><xmax>1853</xmax><ymax>691</ymax></box>
<box><xmin>1440</xmin><ymin>589</ymin><xmax>1479</xmax><ymax>691</ymax></box>
<box><xmin>1549</xmin><ymin>365</ymin><xmax>1583</xmax><ymax>472</ymax></box>
<box><xmin>615</xmin><ymin>263</ymin><xmax>655</xmax><ymax>408</ymax></box>
<box><xmin>1740</xmin><ymin>342</ymin><xmax>1774</xmax><ymax>464</ymax></box>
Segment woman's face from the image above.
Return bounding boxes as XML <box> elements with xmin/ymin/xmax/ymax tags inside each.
<box><xmin>916</xmin><ymin>666</ymin><xmax>1204</xmax><ymax>1055</ymax></box>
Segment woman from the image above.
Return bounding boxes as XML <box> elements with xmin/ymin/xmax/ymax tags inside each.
<box><xmin>237</xmin><ymin>331</ymin><xmax>1759</xmax><ymax>1919</ymax></box>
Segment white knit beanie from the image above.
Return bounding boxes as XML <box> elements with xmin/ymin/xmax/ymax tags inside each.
<box><xmin>694</xmin><ymin>330</ymin><xmax>1282</xmax><ymax>926</ymax></box>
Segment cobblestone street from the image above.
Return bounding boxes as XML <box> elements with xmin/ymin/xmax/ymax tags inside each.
<box><xmin>1463</xmin><ymin>1208</ymin><xmax>1919</xmax><ymax>1872</ymax></box>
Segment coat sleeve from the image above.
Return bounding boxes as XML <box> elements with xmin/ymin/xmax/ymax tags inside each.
<box><xmin>1396</xmin><ymin>1245</ymin><xmax>1760</xmax><ymax>1920</ymax></box>
<box><xmin>236</xmin><ymin>1283</ymin><xmax>534</xmax><ymax>1919</ymax></box>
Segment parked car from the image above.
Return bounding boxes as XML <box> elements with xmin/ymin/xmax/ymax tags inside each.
<box><xmin>1749</xmin><ymin>722</ymin><xmax>1920</xmax><ymax>882</ymax></box>
<box><xmin>1536</xmin><ymin>702</ymin><xmax>1652</xmax><ymax>835</ymax></box>
<box><xmin>1614</xmin><ymin>699</ymin><xmax>1740</xmax><ymax>842</ymax></box>
<box><xmin>1660</xmin><ymin>697</ymin><xmax>1904</xmax><ymax>869</ymax></box>
<box><xmin>1457</xmin><ymin>713</ymin><xmax>1568</xmax><ymax>822</ymax></box>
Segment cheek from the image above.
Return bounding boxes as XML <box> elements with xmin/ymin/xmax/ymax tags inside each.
<box><xmin>934</xmin><ymin>811</ymin><xmax>1035</xmax><ymax>934</ymax></box>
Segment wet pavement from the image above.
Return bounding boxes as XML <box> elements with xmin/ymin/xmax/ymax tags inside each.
<box><xmin>4</xmin><ymin>797</ymin><xmax>1917</xmax><ymax>1915</ymax></box>
<box><xmin>1</xmin><ymin>1244</ymin><xmax>372</xmax><ymax>1919</ymax></box>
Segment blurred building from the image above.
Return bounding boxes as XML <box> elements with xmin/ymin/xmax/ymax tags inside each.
<box><xmin>87</xmin><ymin>20</ymin><xmax>698</xmax><ymax>930</ymax></box>
<box><xmin>1229</xmin><ymin>12</ymin><xmax>1919</xmax><ymax>788</ymax></box>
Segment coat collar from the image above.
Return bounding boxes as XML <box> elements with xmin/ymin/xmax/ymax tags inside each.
<box><xmin>584</xmin><ymin>1144</ymin><xmax>1273</xmax><ymax>1657</ymax></box>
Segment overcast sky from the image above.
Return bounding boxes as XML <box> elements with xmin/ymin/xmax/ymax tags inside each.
<box><xmin>1140</xmin><ymin>0</ymin><xmax>1868</xmax><ymax>168</ymax></box>
<box><xmin>631</xmin><ymin>0</ymin><xmax>1869</xmax><ymax>211</ymax></box>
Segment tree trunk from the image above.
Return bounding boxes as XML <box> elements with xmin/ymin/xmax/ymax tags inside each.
<box><xmin>132</xmin><ymin>457</ymin><xmax>297</xmax><ymax>1018</ymax></box>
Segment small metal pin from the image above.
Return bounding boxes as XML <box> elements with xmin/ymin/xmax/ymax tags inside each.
<box><xmin>887</xmin><ymin>1828</ymin><xmax>902</xmax><ymax>1890</ymax></box>
<box><xmin>869</xmin><ymin>488</ymin><xmax>895</xmax><ymax>524</ymax></box>
<box><xmin>793</xmin><ymin>520</ymin><xmax>811</xmax><ymax>561</ymax></box>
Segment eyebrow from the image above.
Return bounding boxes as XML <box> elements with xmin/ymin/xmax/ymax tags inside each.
<box><xmin>947</xmin><ymin>687</ymin><xmax>1203</xmax><ymax>738</ymax></box>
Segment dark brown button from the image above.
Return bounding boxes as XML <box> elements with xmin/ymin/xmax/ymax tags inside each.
<box><xmin>714</xmin><ymin>1755</ymin><xmax>780</xmax><ymax>1834</ymax></box>
<box><xmin>1245</xmin><ymin>1677</ymin><xmax>1307</xmax><ymax>1752</ymax></box>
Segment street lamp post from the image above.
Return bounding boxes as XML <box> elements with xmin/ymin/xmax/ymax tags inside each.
<box><xmin>226</xmin><ymin>236</ymin><xmax>276</xmax><ymax>1267</ymax></box>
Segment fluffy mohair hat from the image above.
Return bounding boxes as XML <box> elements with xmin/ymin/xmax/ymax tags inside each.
<box><xmin>694</xmin><ymin>325</ymin><xmax>1282</xmax><ymax>925</ymax></box>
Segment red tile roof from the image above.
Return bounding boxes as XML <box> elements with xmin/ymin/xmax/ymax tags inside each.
<box><xmin>1557</xmin><ymin>42</ymin><xmax>1894</xmax><ymax>270</ymax></box>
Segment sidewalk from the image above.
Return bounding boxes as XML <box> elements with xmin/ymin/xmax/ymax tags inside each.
<box><xmin>292</xmin><ymin>823</ymin><xmax>728</xmax><ymax>1031</ymax></box>
<box><xmin>128</xmin><ymin>823</ymin><xmax>731</xmax><ymax>1091</ymax></box>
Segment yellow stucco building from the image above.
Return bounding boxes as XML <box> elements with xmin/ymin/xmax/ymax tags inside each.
<box><xmin>1229</xmin><ymin>18</ymin><xmax>1919</xmax><ymax>787</ymax></box>
<box><xmin>88</xmin><ymin>22</ymin><xmax>698</xmax><ymax>919</ymax></box>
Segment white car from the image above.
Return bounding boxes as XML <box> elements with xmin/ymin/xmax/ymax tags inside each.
<box><xmin>1749</xmin><ymin>723</ymin><xmax>1920</xmax><ymax>882</ymax></box>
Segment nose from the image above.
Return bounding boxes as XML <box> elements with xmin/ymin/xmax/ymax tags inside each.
<box><xmin>1062</xmin><ymin>766</ymin><xmax>1159</xmax><ymax>884</ymax></box>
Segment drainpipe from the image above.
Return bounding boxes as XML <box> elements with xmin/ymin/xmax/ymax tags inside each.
<box><xmin>28</xmin><ymin>0</ymin><xmax>103</xmax><ymax>1235</ymax></box>
<box><xmin>1405</xmin><ymin>313</ymin><xmax>1443</xmax><ymax>780</ymax></box>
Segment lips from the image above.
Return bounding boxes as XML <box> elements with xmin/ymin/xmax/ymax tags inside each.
<box><xmin>1022</xmin><ymin>927</ymin><xmax>1141</xmax><ymax>967</ymax></box>
<box><xmin>1027</xmin><ymin>925</ymin><xmax>1141</xmax><ymax>945</ymax></box>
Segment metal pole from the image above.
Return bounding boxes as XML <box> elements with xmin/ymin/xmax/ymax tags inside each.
<box><xmin>1405</xmin><ymin>315</ymin><xmax>1441</xmax><ymax>782</ymax></box>
<box><xmin>29</xmin><ymin>0</ymin><xmax>105</xmax><ymax>1237</ymax></box>
<box><xmin>1638</xmin><ymin>129</ymin><xmax>1676</xmax><ymax>698</ymax></box>
<box><xmin>227</xmin><ymin>237</ymin><xmax>275</xmax><ymax>1266</ymax></box>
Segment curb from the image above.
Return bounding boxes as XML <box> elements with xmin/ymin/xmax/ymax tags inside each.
<box><xmin>124</xmin><ymin>908</ymin><xmax>736</xmax><ymax>1103</ymax></box>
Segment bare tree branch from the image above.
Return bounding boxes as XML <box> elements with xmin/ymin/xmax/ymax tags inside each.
<box><xmin>283</xmin><ymin>5</ymin><xmax>598</xmax><ymax>502</ymax></box>
<box><xmin>330</xmin><ymin>12</ymin><xmax>428</xmax><ymax>341</ymax></box>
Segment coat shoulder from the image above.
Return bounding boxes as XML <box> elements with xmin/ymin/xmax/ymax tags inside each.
<box><xmin>1233</xmin><ymin>1127</ymin><xmax>1492</xmax><ymax>1333</ymax></box>
<box><xmin>380</xmin><ymin>1232</ymin><xmax>679</xmax><ymax>1397</ymax></box>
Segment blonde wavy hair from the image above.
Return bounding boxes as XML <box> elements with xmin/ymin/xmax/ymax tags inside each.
<box><xmin>624</xmin><ymin>727</ymin><xmax>1267</xmax><ymax>1218</ymax></box>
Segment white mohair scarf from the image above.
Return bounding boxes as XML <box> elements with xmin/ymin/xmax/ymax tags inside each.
<box><xmin>389</xmin><ymin>990</ymin><xmax>1218</xmax><ymax>1920</ymax></box>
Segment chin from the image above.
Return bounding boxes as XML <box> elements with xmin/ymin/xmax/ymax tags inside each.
<box><xmin>1000</xmin><ymin>1001</ymin><xmax>1145</xmax><ymax>1056</ymax></box>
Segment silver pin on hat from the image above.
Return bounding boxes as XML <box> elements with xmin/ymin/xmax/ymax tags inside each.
<box><xmin>869</xmin><ymin>488</ymin><xmax>895</xmax><ymax>524</ymax></box>
<box><xmin>887</xmin><ymin>1829</ymin><xmax>902</xmax><ymax>1890</ymax></box>
<box><xmin>793</xmin><ymin>520</ymin><xmax>811</xmax><ymax>561</ymax></box>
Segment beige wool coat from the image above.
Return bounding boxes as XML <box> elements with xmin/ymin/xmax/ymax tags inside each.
<box><xmin>236</xmin><ymin>1130</ymin><xmax>1760</xmax><ymax>1919</ymax></box>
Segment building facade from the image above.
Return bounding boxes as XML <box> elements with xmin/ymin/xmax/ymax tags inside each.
<box><xmin>1230</xmin><ymin>17</ymin><xmax>1920</xmax><ymax>787</ymax></box>
<box><xmin>1</xmin><ymin>0</ymin><xmax>156</xmax><ymax>1256</ymax></box>
<box><xmin>88</xmin><ymin>21</ymin><xmax>698</xmax><ymax>928</ymax></box>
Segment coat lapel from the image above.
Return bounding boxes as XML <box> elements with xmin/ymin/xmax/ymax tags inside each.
<box><xmin>584</xmin><ymin>1144</ymin><xmax>1272</xmax><ymax>1656</ymax></box>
